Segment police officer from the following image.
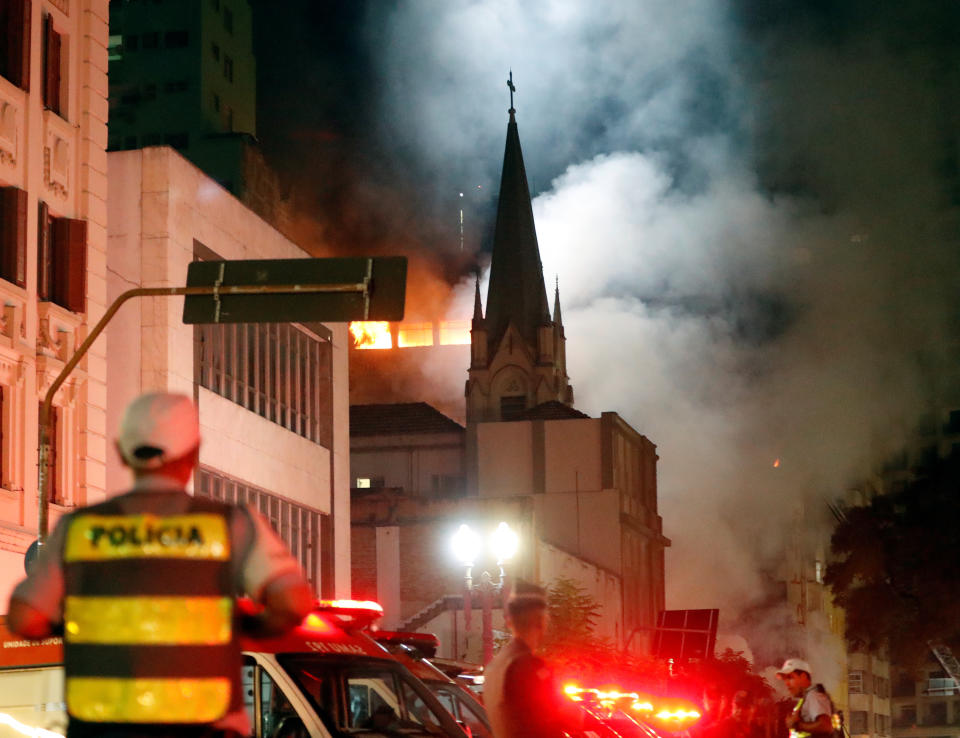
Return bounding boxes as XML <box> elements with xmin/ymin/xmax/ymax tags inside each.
<box><xmin>776</xmin><ymin>658</ymin><xmax>834</xmax><ymax>738</ymax></box>
<box><xmin>483</xmin><ymin>581</ymin><xmax>579</xmax><ymax>738</ymax></box>
<box><xmin>7</xmin><ymin>392</ymin><xmax>313</xmax><ymax>738</ymax></box>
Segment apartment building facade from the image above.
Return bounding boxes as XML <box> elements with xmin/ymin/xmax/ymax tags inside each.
<box><xmin>0</xmin><ymin>0</ymin><xmax>109</xmax><ymax>604</ymax></box>
<box><xmin>107</xmin><ymin>146</ymin><xmax>351</xmax><ymax>597</ymax></box>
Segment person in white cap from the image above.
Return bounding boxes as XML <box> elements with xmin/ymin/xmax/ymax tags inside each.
<box><xmin>483</xmin><ymin>580</ymin><xmax>581</xmax><ymax>738</ymax></box>
<box><xmin>7</xmin><ymin>391</ymin><xmax>313</xmax><ymax>738</ymax></box>
<box><xmin>776</xmin><ymin>658</ymin><xmax>835</xmax><ymax>738</ymax></box>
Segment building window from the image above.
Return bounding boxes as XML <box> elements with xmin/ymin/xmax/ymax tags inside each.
<box><xmin>37</xmin><ymin>204</ymin><xmax>87</xmax><ymax>313</ymax></box>
<box><xmin>164</xmin><ymin>30</ymin><xmax>188</xmax><ymax>48</ymax></box>
<box><xmin>142</xmin><ymin>133</ymin><xmax>161</xmax><ymax>145</ymax></box>
<box><xmin>896</xmin><ymin>705</ymin><xmax>916</xmax><ymax>728</ymax></box>
<box><xmin>42</xmin><ymin>14</ymin><xmax>64</xmax><ymax>117</ymax></box>
<box><xmin>431</xmin><ymin>474</ymin><xmax>464</xmax><ymax>497</ymax></box>
<box><xmin>224</xmin><ymin>55</ymin><xmax>233</xmax><ymax>82</ymax></box>
<box><xmin>195</xmin><ymin>321</ymin><xmax>333</xmax><ymax>446</ymax></box>
<box><xmin>223</xmin><ymin>6</ymin><xmax>233</xmax><ymax>32</ymax></box>
<box><xmin>0</xmin><ymin>187</ymin><xmax>27</xmax><ymax>288</ymax></box>
<box><xmin>108</xmin><ymin>34</ymin><xmax>123</xmax><ymax>61</ymax></box>
<box><xmin>196</xmin><ymin>467</ymin><xmax>322</xmax><ymax>590</ymax></box>
<box><xmin>0</xmin><ymin>0</ymin><xmax>31</xmax><ymax>90</ymax></box>
<box><xmin>848</xmin><ymin>670</ymin><xmax>864</xmax><ymax>694</ymax></box>
<box><xmin>141</xmin><ymin>31</ymin><xmax>159</xmax><ymax>49</ymax></box>
<box><xmin>211</xmin><ymin>42</ymin><xmax>220</xmax><ymax>60</ymax></box>
<box><xmin>225</xmin><ymin>106</ymin><xmax>233</xmax><ymax>131</ymax></box>
<box><xmin>875</xmin><ymin>714</ymin><xmax>890</xmax><ymax>736</ymax></box>
<box><xmin>926</xmin><ymin>702</ymin><xmax>947</xmax><ymax>726</ymax></box>
<box><xmin>212</xmin><ymin>93</ymin><xmax>220</xmax><ymax>112</ymax></box>
<box><xmin>211</xmin><ymin>0</ymin><xmax>220</xmax><ymax>10</ymax></box>
<box><xmin>125</xmin><ymin>34</ymin><xmax>139</xmax><ymax>52</ymax></box>
<box><xmin>500</xmin><ymin>395</ymin><xmax>526</xmax><ymax>421</ymax></box>
<box><xmin>849</xmin><ymin>711</ymin><xmax>868</xmax><ymax>735</ymax></box>
<box><xmin>143</xmin><ymin>83</ymin><xmax>157</xmax><ymax>101</ymax></box>
<box><xmin>873</xmin><ymin>675</ymin><xmax>889</xmax><ymax>698</ymax></box>
<box><xmin>356</xmin><ymin>478</ymin><xmax>371</xmax><ymax>489</ymax></box>
<box><xmin>38</xmin><ymin>404</ymin><xmax>60</xmax><ymax>504</ymax></box>
<box><xmin>163</xmin><ymin>80</ymin><xmax>188</xmax><ymax>93</ymax></box>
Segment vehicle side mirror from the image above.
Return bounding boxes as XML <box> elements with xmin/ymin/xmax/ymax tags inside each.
<box><xmin>274</xmin><ymin>715</ymin><xmax>308</xmax><ymax>738</ymax></box>
<box><xmin>456</xmin><ymin>720</ymin><xmax>473</xmax><ymax>738</ymax></box>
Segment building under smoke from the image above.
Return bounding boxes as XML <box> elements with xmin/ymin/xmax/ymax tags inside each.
<box><xmin>349</xmin><ymin>95</ymin><xmax>669</xmax><ymax>660</ymax></box>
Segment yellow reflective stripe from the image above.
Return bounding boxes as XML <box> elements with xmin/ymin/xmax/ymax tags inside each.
<box><xmin>65</xmin><ymin>514</ymin><xmax>229</xmax><ymax>561</ymax></box>
<box><xmin>66</xmin><ymin>677</ymin><xmax>230</xmax><ymax>723</ymax></box>
<box><xmin>64</xmin><ymin>596</ymin><xmax>232</xmax><ymax>644</ymax></box>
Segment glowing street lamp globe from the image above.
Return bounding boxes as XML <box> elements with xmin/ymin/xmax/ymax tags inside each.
<box><xmin>451</xmin><ymin>524</ymin><xmax>481</xmax><ymax>566</ymax></box>
<box><xmin>490</xmin><ymin>521</ymin><xmax>519</xmax><ymax>564</ymax></box>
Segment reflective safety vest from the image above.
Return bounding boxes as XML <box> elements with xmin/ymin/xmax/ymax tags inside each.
<box><xmin>790</xmin><ymin>688</ymin><xmax>841</xmax><ymax>738</ymax></box>
<box><xmin>62</xmin><ymin>495</ymin><xmax>241</xmax><ymax>724</ymax></box>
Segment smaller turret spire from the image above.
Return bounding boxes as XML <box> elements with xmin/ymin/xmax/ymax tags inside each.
<box><xmin>473</xmin><ymin>273</ymin><xmax>484</xmax><ymax>322</ymax></box>
<box><xmin>553</xmin><ymin>275</ymin><xmax>563</xmax><ymax>327</ymax></box>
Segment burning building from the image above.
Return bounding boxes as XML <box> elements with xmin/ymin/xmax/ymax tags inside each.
<box><xmin>349</xmin><ymin>92</ymin><xmax>670</xmax><ymax>661</ymax></box>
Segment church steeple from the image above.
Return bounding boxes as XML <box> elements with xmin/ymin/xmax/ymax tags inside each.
<box><xmin>483</xmin><ymin>73</ymin><xmax>551</xmax><ymax>354</ymax></box>
<box><xmin>465</xmin><ymin>74</ymin><xmax>573</xmax><ymax>425</ymax></box>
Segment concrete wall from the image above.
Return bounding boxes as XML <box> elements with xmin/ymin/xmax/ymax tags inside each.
<box><xmin>0</xmin><ymin>0</ymin><xmax>109</xmax><ymax>607</ymax></box>
<box><xmin>537</xmin><ymin>539</ymin><xmax>624</xmax><ymax>646</ymax></box>
<box><xmin>106</xmin><ymin>146</ymin><xmax>351</xmax><ymax>595</ymax></box>
<box><xmin>351</xmin><ymin>431</ymin><xmax>464</xmax><ymax>495</ymax></box>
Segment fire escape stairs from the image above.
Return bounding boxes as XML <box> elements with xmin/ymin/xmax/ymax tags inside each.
<box><xmin>928</xmin><ymin>641</ymin><xmax>960</xmax><ymax>694</ymax></box>
<box><xmin>398</xmin><ymin>594</ymin><xmax>463</xmax><ymax>633</ymax></box>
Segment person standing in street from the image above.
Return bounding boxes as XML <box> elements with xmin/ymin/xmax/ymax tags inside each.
<box><xmin>483</xmin><ymin>580</ymin><xmax>579</xmax><ymax>738</ymax></box>
<box><xmin>776</xmin><ymin>658</ymin><xmax>835</xmax><ymax>738</ymax></box>
<box><xmin>6</xmin><ymin>391</ymin><xmax>314</xmax><ymax>738</ymax></box>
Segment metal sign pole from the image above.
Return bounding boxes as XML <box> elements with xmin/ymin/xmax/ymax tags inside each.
<box><xmin>37</xmin><ymin>280</ymin><xmax>370</xmax><ymax>544</ymax></box>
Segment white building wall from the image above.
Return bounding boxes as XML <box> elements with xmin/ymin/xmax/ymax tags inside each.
<box><xmin>0</xmin><ymin>0</ymin><xmax>109</xmax><ymax>607</ymax></box>
<box><xmin>543</xmin><ymin>419</ymin><xmax>601</xmax><ymax>493</ymax></box>
<box><xmin>537</xmin><ymin>539</ymin><xmax>624</xmax><ymax>646</ymax></box>
<box><xmin>476</xmin><ymin>421</ymin><xmax>533</xmax><ymax>496</ymax></box>
<box><xmin>106</xmin><ymin>146</ymin><xmax>351</xmax><ymax>596</ymax></box>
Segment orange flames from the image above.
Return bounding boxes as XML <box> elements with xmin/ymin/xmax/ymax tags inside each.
<box><xmin>349</xmin><ymin>320</ymin><xmax>472</xmax><ymax>349</ymax></box>
<box><xmin>349</xmin><ymin>321</ymin><xmax>393</xmax><ymax>349</ymax></box>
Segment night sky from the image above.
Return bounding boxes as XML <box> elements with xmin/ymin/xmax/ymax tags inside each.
<box><xmin>249</xmin><ymin>0</ymin><xmax>960</xmax><ymax>655</ymax></box>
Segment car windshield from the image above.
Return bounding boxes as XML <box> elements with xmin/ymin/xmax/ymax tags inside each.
<box><xmin>278</xmin><ymin>654</ymin><xmax>454</xmax><ymax>737</ymax></box>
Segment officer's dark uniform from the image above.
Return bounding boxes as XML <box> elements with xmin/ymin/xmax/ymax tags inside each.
<box><xmin>483</xmin><ymin>637</ymin><xmax>567</xmax><ymax>738</ymax></box>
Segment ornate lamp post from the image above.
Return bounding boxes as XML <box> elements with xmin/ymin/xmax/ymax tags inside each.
<box><xmin>451</xmin><ymin>521</ymin><xmax>519</xmax><ymax>664</ymax></box>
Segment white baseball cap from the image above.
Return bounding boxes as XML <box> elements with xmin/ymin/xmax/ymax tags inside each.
<box><xmin>776</xmin><ymin>658</ymin><xmax>812</xmax><ymax>676</ymax></box>
<box><xmin>116</xmin><ymin>392</ymin><xmax>200</xmax><ymax>469</ymax></box>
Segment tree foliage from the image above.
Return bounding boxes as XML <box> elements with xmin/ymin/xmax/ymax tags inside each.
<box><xmin>825</xmin><ymin>453</ymin><xmax>960</xmax><ymax>666</ymax></box>
<box><xmin>538</xmin><ymin>577</ymin><xmax>669</xmax><ymax>687</ymax></box>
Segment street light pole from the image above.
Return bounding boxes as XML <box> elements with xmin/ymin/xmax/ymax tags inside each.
<box><xmin>451</xmin><ymin>521</ymin><xmax>519</xmax><ymax>665</ymax></box>
<box><xmin>481</xmin><ymin>571</ymin><xmax>494</xmax><ymax>664</ymax></box>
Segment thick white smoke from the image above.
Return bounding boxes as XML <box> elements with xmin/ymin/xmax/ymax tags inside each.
<box><xmin>368</xmin><ymin>0</ymin><xmax>960</xmax><ymax>668</ymax></box>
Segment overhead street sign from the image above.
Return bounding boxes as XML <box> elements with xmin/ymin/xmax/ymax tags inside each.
<box><xmin>182</xmin><ymin>256</ymin><xmax>407</xmax><ymax>324</ymax></box>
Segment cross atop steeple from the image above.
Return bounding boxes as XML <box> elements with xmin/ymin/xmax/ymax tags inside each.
<box><xmin>507</xmin><ymin>70</ymin><xmax>516</xmax><ymax>113</ymax></box>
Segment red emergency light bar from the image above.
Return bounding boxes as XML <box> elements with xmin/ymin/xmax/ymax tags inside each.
<box><xmin>374</xmin><ymin>631</ymin><xmax>440</xmax><ymax>659</ymax></box>
<box><xmin>315</xmin><ymin>599</ymin><xmax>384</xmax><ymax>628</ymax></box>
<box><xmin>562</xmin><ymin>684</ymin><xmax>701</xmax><ymax>729</ymax></box>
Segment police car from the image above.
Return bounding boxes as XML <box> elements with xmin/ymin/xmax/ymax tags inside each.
<box><xmin>1</xmin><ymin>601</ymin><xmax>470</xmax><ymax>737</ymax></box>
<box><xmin>372</xmin><ymin>631</ymin><xmax>491</xmax><ymax>738</ymax></box>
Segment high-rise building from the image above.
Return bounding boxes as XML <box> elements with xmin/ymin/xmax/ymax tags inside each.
<box><xmin>0</xmin><ymin>0</ymin><xmax>109</xmax><ymax>603</ymax></box>
<box><xmin>107</xmin><ymin>0</ymin><xmax>288</xmax><ymax>228</ymax></box>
